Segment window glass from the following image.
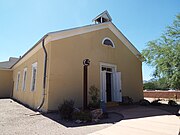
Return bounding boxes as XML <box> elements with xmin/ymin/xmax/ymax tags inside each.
<box><xmin>102</xmin><ymin>67</ymin><xmax>112</xmax><ymax>72</ymax></box>
<box><xmin>31</xmin><ymin>62</ymin><xmax>37</xmax><ymax>91</ymax></box>
<box><xmin>16</xmin><ymin>72</ymin><xmax>20</xmax><ymax>90</ymax></box>
<box><xmin>104</xmin><ymin>39</ymin><xmax>113</xmax><ymax>47</ymax></box>
<box><xmin>106</xmin><ymin>68</ymin><xmax>112</xmax><ymax>72</ymax></box>
<box><xmin>22</xmin><ymin>68</ymin><xmax>27</xmax><ymax>91</ymax></box>
<box><xmin>102</xmin><ymin>38</ymin><xmax>115</xmax><ymax>48</ymax></box>
<box><xmin>102</xmin><ymin>67</ymin><xmax>106</xmax><ymax>71</ymax></box>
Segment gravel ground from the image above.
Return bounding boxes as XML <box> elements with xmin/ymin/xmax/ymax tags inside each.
<box><xmin>0</xmin><ymin>99</ymin><xmax>122</xmax><ymax>135</ymax></box>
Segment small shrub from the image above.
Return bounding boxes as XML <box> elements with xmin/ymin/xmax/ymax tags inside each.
<box><xmin>100</xmin><ymin>112</ymin><xmax>109</xmax><ymax>119</ymax></box>
<box><xmin>58</xmin><ymin>100</ymin><xmax>74</xmax><ymax>120</ymax></box>
<box><xmin>151</xmin><ymin>99</ymin><xmax>162</xmax><ymax>106</ymax></box>
<box><xmin>91</xmin><ymin>108</ymin><xmax>103</xmax><ymax>120</ymax></box>
<box><xmin>168</xmin><ymin>100</ymin><xmax>178</xmax><ymax>106</ymax></box>
<box><xmin>88</xmin><ymin>85</ymin><xmax>100</xmax><ymax>109</ymax></box>
<box><xmin>122</xmin><ymin>96</ymin><xmax>133</xmax><ymax>104</ymax></box>
<box><xmin>88</xmin><ymin>101</ymin><xmax>100</xmax><ymax>109</ymax></box>
<box><xmin>72</xmin><ymin>111</ymin><xmax>92</xmax><ymax>122</ymax></box>
<box><xmin>139</xmin><ymin>99</ymin><xmax>150</xmax><ymax>106</ymax></box>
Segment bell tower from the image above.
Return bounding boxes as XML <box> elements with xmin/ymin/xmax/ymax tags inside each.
<box><xmin>92</xmin><ymin>10</ymin><xmax>112</xmax><ymax>24</ymax></box>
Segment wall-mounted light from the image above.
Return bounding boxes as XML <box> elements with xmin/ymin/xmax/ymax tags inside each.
<box><xmin>83</xmin><ymin>59</ymin><xmax>90</xmax><ymax>66</ymax></box>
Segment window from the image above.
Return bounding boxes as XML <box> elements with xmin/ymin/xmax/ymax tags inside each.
<box><xmin>16</xmin><ymin>71</ymin><xmax>20</xmax><ymax>91</ymax></box>
<box><xmin>22</xmin><ymin>68</ymin><xmax>27</xmax><ymax>91</ymax></box>
<box><xmin>30</xmin><ymin>62</ymin><xmax>37</xmax><ymax>91</ymax></box>
<box><xmin>102</xmin><ymin>37</ymin><xmax>115</xmax><ymax>48</ymax></box>
<box><xmin>102</xmin><ymin>67</ymin><xmax>112</xmax><ymax>72</ymax></box>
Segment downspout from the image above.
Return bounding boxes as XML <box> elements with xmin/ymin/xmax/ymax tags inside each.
<box><xmin>37</xmin><ymin>36</ymin><xmax>48</xmax><ymax>111</ymax></box>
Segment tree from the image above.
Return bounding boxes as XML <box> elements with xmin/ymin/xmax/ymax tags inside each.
<box><xmin>143</xmin><ymin>78</ymin><xmax>169</xmax><ymax>90</ymax></box>
<box><xmin>142</xmin><ymin>14</ymin><xmax>180</xmax><ymax>89</ymax></box>
<box><xmin>143</xmin><ymin>82</ymin><xmax>156</xmax><ymax>90</ymax></box>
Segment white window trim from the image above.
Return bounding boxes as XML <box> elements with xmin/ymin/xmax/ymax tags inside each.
<box><xmin>22</xmin><ymin>68</ymin><xmax>27</xmax><ymax>91</ymax></box>
<box><xmin>30</xmin><ymin>62</ymin><xmax>37</xmax><ymax>91</ymax></box>
<box><xmin>102</xmin><ymin>37</ymin><xmax>115</xmax><ymax>48</ymax></box>
<box><xmin>16</xmin><ymin>71</ymin><xmax>21</xmax><ymax>91</ymax></box>
<box><xmin>100</xmin><ymin>62</ymin><xmax>117</xmax><ymax>73</ymax></box>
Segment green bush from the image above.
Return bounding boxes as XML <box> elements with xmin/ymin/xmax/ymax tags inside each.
<box><xmin>58</xmin><ymin>100</ymin><xmax>74</xmax><ymax>120</ymax></box>
<box><xmin>72</xmin><ymin>111</ymin><xmax>92</xmax><ymax>122</ymax></box>
<box><xmin>139</xmin><ymin>99</ymin><xmax>150</xmax><ymax>106</ymax></box>
<box><xmin>168</xmin><ymin>100</ymin><xmax>178</xmax><ymax>106</ymax></box>
<box><xmin>88</xmin><ymin>101</ymin><xmax>100</xmax><ymax>109</ymax></box>
<box><xmin>88</xmin><ymin>85</ymin><xmax>100</xmax><ymax>109</ymax></box>
<box><xmin>151</xmin><ymin>99</ymin><xmax>162</xmax><ymax>106</ymax></box>
<box><xmin>143</xmin><ymin>78</ymin><xmax>169</xmax><ymax>90</ymax></box>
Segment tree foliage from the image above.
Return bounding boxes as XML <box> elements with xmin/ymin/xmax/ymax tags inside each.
<box><xmin>143</xmin><ymin>78</ymin><xmax>169</xmax><ymax>90</ymax></box>
<box><xmin>142</xmin><ymin>14</ymin><xmax>180</xmax><ymax>89</ymax></box>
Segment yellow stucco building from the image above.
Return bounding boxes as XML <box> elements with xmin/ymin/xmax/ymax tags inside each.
<box><xmin>0</xmin><ymin>11</ymin><xmax>143</xmax><ymax>112</ymax></box>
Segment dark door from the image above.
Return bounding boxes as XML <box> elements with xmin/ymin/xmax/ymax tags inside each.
<box><xmin>106</xmin><ymin>72</ymin><xmax>112</xmax><ymax>102</ymax></box>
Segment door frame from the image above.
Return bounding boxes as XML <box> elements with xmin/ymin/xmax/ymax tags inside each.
<box><xmin>100</xmin><ymin>62</ymin><xmax>117</xmax><ymax>102</ymax></box>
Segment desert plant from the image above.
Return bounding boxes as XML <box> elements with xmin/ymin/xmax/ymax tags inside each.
<box><xmin>151</xmin><ymin>99</ymin><xmax>162</xmax><ymax>106</ymax></box>
<box><xmin>122</xmin><ymin>96</ymin><xmax>133</xmax><ymax>104</ymax></box>
<box><xmin>72</xmin><ymin>110</ymin><xmax>92</xmax><ymax>122</ymax></box>
<box><xmin>168</xmin><ymin>100</ymin><xmax>178</xmax><ymax>106</ymax></box>
<box><xmin>58</xmin><ymin>100</ymin><xmax>74</xmax><ymax>120</ymax></box>
<box><xmin>88</xmin><ymin>101</ymin><xmax>100</xmax><ymax>109</ymax></box>
<box><xmin>88</xmin><ymin>85</ymin><xmax>100</xmax><ymax>109</ymax></box>
<box><xmin>139</xmin><ymin>99</ymin><xmax>150</xmax><ymax>106</ymax></box>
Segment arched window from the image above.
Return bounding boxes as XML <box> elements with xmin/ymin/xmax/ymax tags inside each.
<box><xmin>102</xmin><ymin>37</ymin><xmax>115</xmax><ymax>48</ymax></box>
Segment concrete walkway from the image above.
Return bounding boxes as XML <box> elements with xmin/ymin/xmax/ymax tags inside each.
<box><xmin>90</xmin><ymin>106</ymin><xmax>180</xmax><ymax>135</ymax></box>
<box><xmin>0</xmin><ymin>99</ymin><xmax>179</xmax><ymax>135</ymax></box>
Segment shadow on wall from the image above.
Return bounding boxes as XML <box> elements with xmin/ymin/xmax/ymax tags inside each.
<box><xmin>0</xmin><ymin>70</ymin><xmax>13</xmax><ymax>98</ymax></box>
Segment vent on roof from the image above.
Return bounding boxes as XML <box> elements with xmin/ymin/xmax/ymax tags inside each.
<box><xmin>92</xmin><ymin>10</ymin><xmax>112</xmax><ymax>24</ymax></box>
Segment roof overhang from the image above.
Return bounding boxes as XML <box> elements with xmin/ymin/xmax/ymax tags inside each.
<box><xmin>12</xmin><ymin>22</ymin><xmax>143</xmax><ymax>69</ymax></box>
<box><xmin>0</xmin><ymin>68</ymin><xmax>12</xmax><ymax>71</ymax></box>
<box><xmin>48</xmin><ymin>22</ymin><xmax>142</xmax><ymax>61</ymax></box>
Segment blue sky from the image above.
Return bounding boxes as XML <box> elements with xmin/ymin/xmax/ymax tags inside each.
<box><xmin>0</xmin><ymin>0</ymin><xmax>179</xmax><ymax>80</ymax></box>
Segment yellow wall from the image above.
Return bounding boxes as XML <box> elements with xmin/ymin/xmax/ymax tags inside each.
<box><xmin>11</xmin><ymin>27</ymin><xmax>143</xmax><ymax>112</ymax></box>
<box><xmin>0</xmin><ymin>69</ymin><xmax>13</xmax><ymax>98</ymax></box>
<box><xmin>48</xmin><ymin>28</ymin><xmax>143</xmax><ymax>111</ymax></box>
<box><xmin>12</xmin><ymin>43</ymin><xmax>51</xmax><ymax>111</ymax></box>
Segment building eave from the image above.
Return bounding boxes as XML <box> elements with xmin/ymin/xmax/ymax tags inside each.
<box><xmin>0</xmin><ymin>68</ymin><xmax>13</xmax><ymax>71</ymax></box>
<box><xmin>11</xmin><ymin>22</ymin><xmax>142</xmax><ymax>69</ymax></box>
<box><xmin>10</xmin><ymin>34</ymin><xmax>49</xmax><ymax>69</ymax></box>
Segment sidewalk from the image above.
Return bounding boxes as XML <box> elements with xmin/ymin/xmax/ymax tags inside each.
<box><xmin>89</xmin><ymin>106</ymin><xmax>180</xmax><ymax>135</ymax></box>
